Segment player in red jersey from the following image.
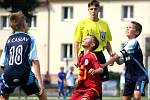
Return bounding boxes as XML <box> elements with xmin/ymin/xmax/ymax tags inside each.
<box><xmin>70</xmin><ymin>35</ymin><xmax>104</xmax><ymax>100</ymax></box>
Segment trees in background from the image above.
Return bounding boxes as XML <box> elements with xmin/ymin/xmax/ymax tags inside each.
<box><xmin>0</xmin><ymin>0</ymin><xmax>40</xmax><ymax>22</ymax></box>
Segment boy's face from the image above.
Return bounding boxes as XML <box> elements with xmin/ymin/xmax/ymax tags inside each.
<box><xmin>88</xmin><ymin>5</ymin><xmax>99</xmax><ymax>18</ymax></box>
<box><xmin>82</xmin><ymin>36</ymin><xmax>93</xmax><ymax>48</ymax></box>
<box><xmin>70</xmin><ymin>67</ymin><xmax>74</xmax><ymax>71</ymax></box>
<box><xmin>125</xmin><ymin>22</ymin><xmax>139</xmax><ymax>39</ymax></box>
<box><xmin>60</xmin><ymin>67</ymin><xmax>64</xmax><ymax>72</ymax></box>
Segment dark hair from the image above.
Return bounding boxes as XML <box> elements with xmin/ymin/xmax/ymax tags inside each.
<box><xmin>131</xmin><ymin>21</ymin><xmax>142</xmax><ymax>37</ymax></box>
<box><xmin>88</xmin><ymin>0</ymin><xmax>100</xmax><ymax>8</ymax></box>
<box><xmin>90</xmin><ymin>35</ymin><xmax>99</xmax><ymax>51</ymax></box>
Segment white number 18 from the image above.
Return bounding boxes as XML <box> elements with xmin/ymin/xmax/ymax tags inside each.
<box><xmin>9</xmin><ymin>45</ymin><xmax>23</xmax><ymax>65</ymax></box>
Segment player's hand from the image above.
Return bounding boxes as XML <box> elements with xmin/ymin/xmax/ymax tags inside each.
<box><xmin>111</xmin><ymin>51</ymin><xmax>116</xmax><ymax>56</ymax></box>
<box><xmin>88</xmin><ymin>68</ymin><xmax>96</xmax><ymax>75</ymax></box>
<box><xmin>38</xmin><ymin>81</ymin><xmax>45</xmax><ymax>95</ymax></box>
<box><xmin>109</xmin><ymin>51</ymin><xmax>116</xmax><ymax>66</ymax></box>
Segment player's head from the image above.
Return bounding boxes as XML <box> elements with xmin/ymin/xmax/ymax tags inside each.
<box><xmin>82</xmin><ymin>35</ymin><xmax>99</xmax><ymax>51</ymax></box>
<box><xmin>125</xmin><ymin>21</ymin><xmax>142</xmax><ymax>38</ymax></box>
<box><xmin>60</xmin><ymin>66</ymin><xmax>64</xmax><ymax>72</ymax></box>
<box><xmin>70</xmin><ymin>66</ymin><xmax>74</xmax><ymax>72</ymax></box>
<box><xmin>88</xmin><ymin>0</ymin><xmax>100</xmax><ymax>8</ymax></box>
<box><xmin>131</xmin><ymin>21</ymin><xmax>142</xmax><ymax>37</ymax></box>
<box><xmin>88</xmin><ymin>0</ymin><xmax>100</xmax><ymax>19</ymax></box>
<box><xmin>9</xmin><ymin>11</ymin><xmax>28</xmax><ymax>32</ymax></box>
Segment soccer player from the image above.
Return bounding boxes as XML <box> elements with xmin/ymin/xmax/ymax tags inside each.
<box><xmin>70</xmin><ymin>35</ymin><xmax>104</xmax><ymax>100</ymax></box>
<box><xmin>90</xmin><ymin>21</ymin><xmax>149</xmax><ymax>100</ymax></box>
<box><xmin>0</xmin><ymin>11</ymin><xmax>47</xmax><ymax>100</ymax></box>
<box><xmin>66</xmin><ymin>66</ymin><xmax>75</xmax><ymax>97</ymax></box>
<box><xmin>57</xmin><ymin>66</ymin><xmax>66</xmax><ymax>100</ymax></box>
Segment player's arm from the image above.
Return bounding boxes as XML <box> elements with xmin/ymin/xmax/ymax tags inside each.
<box><xmin>29</xmin><ymin>37</ymin><xmax>45</xmax><ymax>95</ymax></box>
<box><xmin>102</xmin><ymin>54</ymin><xmax>120</xmax><ymax>67</ymax></box>
<box><xmin>0</xmin><ymin>44</ymin><xmax>7</xmax><ymax>67</ymax></box>
<box><xmin>106</xmin><ymin>42</ymin><xmax>114</xmax><ymax>56</ymax></box>
<box><xmin>88</xmin><ymin>57</ymin><xmax>104</xmax><ymax>75</ymax></box>
<box><xmin>32</xmin><ymin>60</ymin><xmax>45</xmax><ymax>96</ymax></box>
<box><xmin>74</xmin><ymin>21</ymin><xmax>82</xmax><ymax>63</ymax></box>
<box><xmin>89</xmin><ymin>67</ymin><xmax>104</xmax><ymax>75</ymax></box>
<box><xmin>57</xmin><ymin>74</ymin><xmax>62</xmax><ymax>82</ymax></box>
<box><xmin>32</xmin><ymin>60</ymin><xmax>42</xmax><ymax>83</ymax></box>
<box><xmin>89</xmin><ymin>53</ymin><xmax>120</xmax><ymax>74</ymax></box>
<box><xmin>74</xmin><ymin>42</ymin><xmax>80</xmax><ymax>63</ymax></box>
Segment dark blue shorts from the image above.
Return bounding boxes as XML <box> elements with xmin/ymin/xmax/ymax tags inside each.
<box><xmin>123</xmin><ymin>79</ymin><xmax>148</xmax><ymax>96</ymax></box>
<box><xmin>0</xmin><ymin>71</ymin><xmax>40</xmax><ymax>96</ymax></box>
<box><xmin>58</xmin><ymin>82</ymin><xmax>65</xmax><ymax>90</ymax></box>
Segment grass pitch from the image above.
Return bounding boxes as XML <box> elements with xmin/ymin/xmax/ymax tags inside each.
<box><xmin>9</xmin><ymin>96</ymin><xmax>149</xmax><ymax>100</ymax></box>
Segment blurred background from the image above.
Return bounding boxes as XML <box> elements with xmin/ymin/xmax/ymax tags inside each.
<box><xmin>0</xmin><ymin>0</ymin><xmax>150</xmax><ymax>99</ymax></box>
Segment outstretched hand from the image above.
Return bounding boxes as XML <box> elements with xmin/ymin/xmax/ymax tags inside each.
<box><xmin>109</xmin><ymin>51</ymin><xmax>117</xmax><ymax>66</ymax></box>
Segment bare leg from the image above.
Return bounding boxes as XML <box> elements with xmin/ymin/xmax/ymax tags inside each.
<box><xmin>122</xmin><ymin>96</ymin><xmax>132</xmax><ymax>100</ymax></box>
<box><xmin>133</xmin><ymin>90</ymin><xmax>141</xmax><ymax>100</ymax></box>
<box><xmin>0</xmin><ymin>95</ymin><xmax>9</xmax><ymax>100</ymax></box>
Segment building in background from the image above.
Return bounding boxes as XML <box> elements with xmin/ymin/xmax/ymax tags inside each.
<box><xmin>0</xmin><ymin>0</ymin><xmax>150</xmax><ymax>83</ymax></box>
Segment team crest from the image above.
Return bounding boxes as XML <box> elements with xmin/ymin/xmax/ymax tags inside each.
<box><xmin>100</xmin><ymin>32</ymin><xmax>106</xmax><ymax>41</ymax></box>
<box><xmin>84</xmin><ymin>59</ymin><xmax>89</xmax><ymax>65</ymax></box>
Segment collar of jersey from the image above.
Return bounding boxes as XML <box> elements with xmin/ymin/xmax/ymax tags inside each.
<box><xmin>14</xmin><ymin>31</ymin><xmax>26</xmax><ymax>34</ymax></box>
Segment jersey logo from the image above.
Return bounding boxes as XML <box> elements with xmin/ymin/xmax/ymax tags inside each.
<box><xmin>13</xmin><ymin>79</ymin><xmax>19</xmax><ymax>83</ymax></box>
<box><xmin>100</xmin><ymin>32</ymin><xmax>106</xmax><ymax>41</ymax></box>
<box><xmin>84</xmin><ymin>59</ymin><xmax>89</xmax><ymax>65</ymax></box>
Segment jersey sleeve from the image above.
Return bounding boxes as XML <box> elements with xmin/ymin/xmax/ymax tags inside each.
<box><xmin>116</xmin><ymin>39</ymin><xmax>138</xmax><ymax>62</ymax></box>
<box><xmin>92</xmin><ymin>54</ymin><xmax>101</xmax><ymax>69</ymax></box>
<box><xmin>0</xmin><ymin>46</ymin><xmax>7</xmax><ymax>66</ymax></box>
<box><xmin>123</xmin><ymin>39</ymin><xmax>138</xmax><ymax>54</ymax></box>
<box><xmin>29</xmin><ymin>36</ymin><xmax>38</xmax><ymax>60</ymax></box>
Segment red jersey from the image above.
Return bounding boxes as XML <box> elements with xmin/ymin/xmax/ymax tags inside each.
<box><xmin>74</xmin><ymin>52</ymin><xmax>102</xmax><ymax>98</ymax></box>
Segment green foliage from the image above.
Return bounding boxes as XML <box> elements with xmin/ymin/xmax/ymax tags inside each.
<box><xmin>109</xmin><ymin>71</ymin><xmax>120</xmax><ymax>80</ymax></box>
<box><xmin>0</xmin><ymin>0</ymin><xmax>40</xmax><ymax>19</ymax></box>
<box><xmin>108</xmin><ymin>71</ymin><xmax>120</xmax><ymax>93</ymax></box>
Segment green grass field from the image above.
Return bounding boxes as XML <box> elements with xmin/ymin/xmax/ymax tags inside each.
<box><xmin>9</xmin><ymin>96</ymin><xmax>150</xmax><ymax>100</ymax></box>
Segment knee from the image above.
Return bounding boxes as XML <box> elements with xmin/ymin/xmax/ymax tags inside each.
<box><xmin>133</xmin><ymin>97</ymin><xmax>141</xmax><ymax>100</ymax></box>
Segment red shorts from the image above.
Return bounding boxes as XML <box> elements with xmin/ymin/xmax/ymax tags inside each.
<box><xmin>70</xmin><ymin>89</ymin><xmax>100</xmax><ymax>100</ymax></box>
